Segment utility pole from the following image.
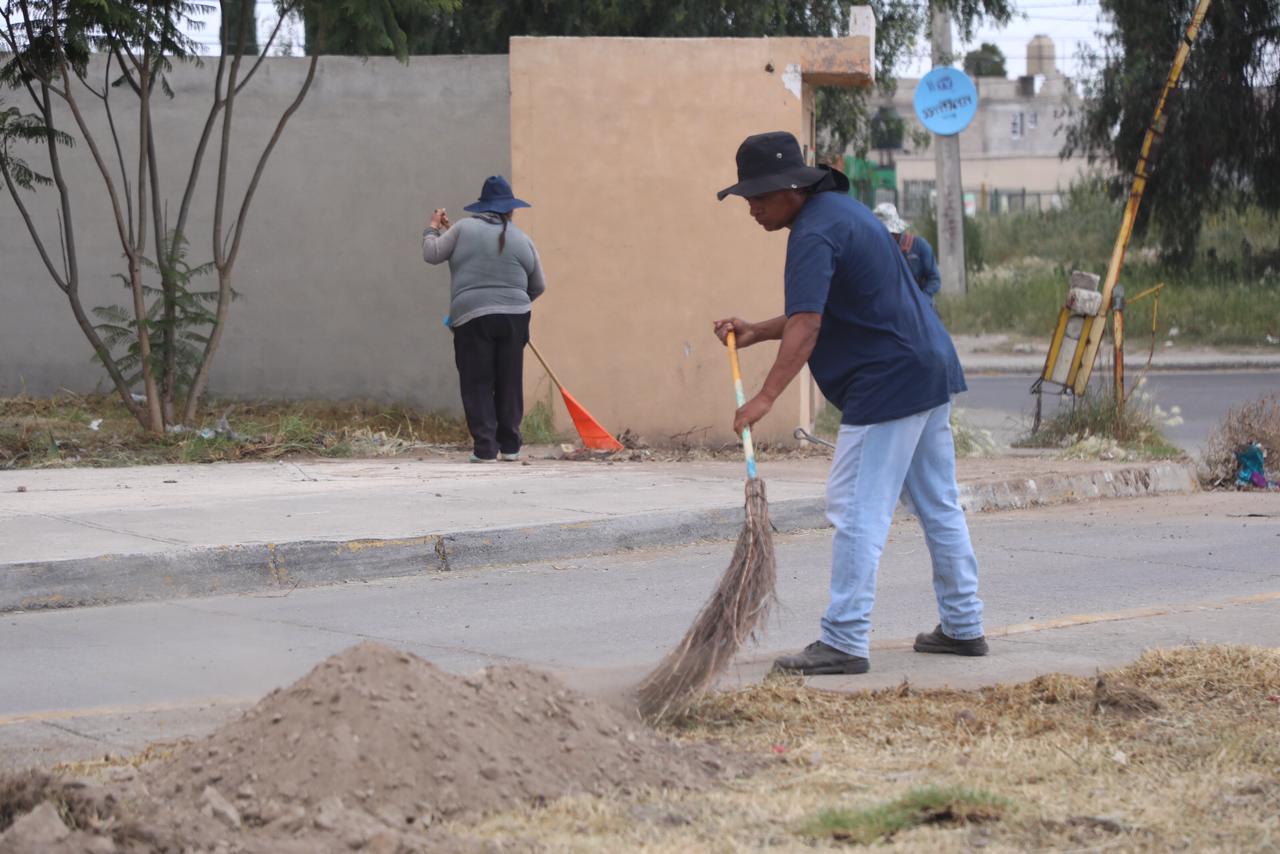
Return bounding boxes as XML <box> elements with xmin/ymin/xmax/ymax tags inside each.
<box><xmin>930</xmin><ymin>2</ymin><xmax>967</xmax><ymax>295</ymax></box>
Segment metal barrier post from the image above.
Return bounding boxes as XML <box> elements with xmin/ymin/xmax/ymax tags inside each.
<box><xmin>1112</xmin><ymin>285</ymin><xmax>1126</xmax><ymax>416</ymax></box>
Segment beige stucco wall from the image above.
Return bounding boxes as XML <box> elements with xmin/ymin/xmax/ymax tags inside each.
<box><xmin>895</xmin><ymin>156</ymin><xmax>1088</xmax><ymax>195</ymax></box>
<box><xmin>510</xmin><ymin>32</ymin><xmax>873</xmax><ymax>444</ymax></box>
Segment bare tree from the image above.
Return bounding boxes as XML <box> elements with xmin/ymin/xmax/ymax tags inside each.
<box><xmin>1</xmin><ymin>0</ymin><xmax>454</xmax><ymax>431</ymax></box>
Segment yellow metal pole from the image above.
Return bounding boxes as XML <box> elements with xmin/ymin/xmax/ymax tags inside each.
<box><xmin>1072</xmin><ymin>0</ymin><xmax>1213</xmax><ymax>396</ymax></box>
<box><xmin>1112</xmin><ymin>287</ymin><xmax>1126</xmax><ymax>418</ymax></box>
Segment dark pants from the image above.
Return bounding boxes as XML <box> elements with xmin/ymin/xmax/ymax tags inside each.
<box><xmin>452</xmin><ymin>312</ymin><xmax>529</xmax><ymax>459</ymax></box>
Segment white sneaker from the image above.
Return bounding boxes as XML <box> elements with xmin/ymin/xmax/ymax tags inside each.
<box><xmin>498</xmin><ymin>452</ymin><xmax>521</xmax><ymax>462</ymax></box>
<box><xmin>469</xmin><ymin>454</ymin><xmax>497</xmax><ymax>464</ymax></box>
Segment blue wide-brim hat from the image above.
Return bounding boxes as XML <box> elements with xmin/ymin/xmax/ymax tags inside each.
<box><xmin>463</xmin><ymin>175</ymin><xmax>531</xmax><ymax>214</ymax></box>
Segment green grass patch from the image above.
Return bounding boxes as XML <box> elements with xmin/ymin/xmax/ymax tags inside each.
<box><xmin>938</xmin><ymin>262</ymin><xmax>1280</xmax><ymax>348</ymax></box>
<box><xmin>520</xmin><ymin>398</ymin><xmax>561</xmax><ymax>444</ymax></box>
<box><xmin>799</xmin><ymin>785</ymin><xmax>1010</xmax><ymax>844</ymax></box>
<box><xmin>936</xmin><ymin>182</ymin><xmax>1280</xmax><ymax>347</ymax></box>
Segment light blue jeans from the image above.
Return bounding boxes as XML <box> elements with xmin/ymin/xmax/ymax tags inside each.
<box><xmin>821</xmin><ymin>401</ymin><xmax>984</xmax><ymax>657</ymax></box>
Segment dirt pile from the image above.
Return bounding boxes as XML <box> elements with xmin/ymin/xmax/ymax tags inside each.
<box><xmin>0</xmin><ymin>642</ymin><xmax>727</xmax><ymax>853</ymax></box>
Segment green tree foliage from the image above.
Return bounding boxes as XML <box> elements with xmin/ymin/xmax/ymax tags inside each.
<box><xmin>304</xmin><ymin>0</ymin><xmax>1015</xmax><ymax>158</ymax></box>
<box><xmin>963</xmin><ymin>41</ymin><xmax>1006</xmax><ymax>77</ymax></box>
<box><xmin>869</xmin><ymin>106</ymin><xmax>905</xmax><ymax>150</ymax></box>
<box><xmin>221</xmin><ymin>0</ymin><xmax>259</xmax><ymax>56</ymax></box>
<box><xmin>1066</xmin><ymin>0</ymin><xmax>1280</xmax><ymax>267</ymax></box>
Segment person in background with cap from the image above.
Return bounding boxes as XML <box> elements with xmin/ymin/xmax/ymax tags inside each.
<box><xmin>875</xmin><ymin>202</ymin><xmax>942</xmax><ymax>302</ymax></box>
<box><xmin>424</xmin><ymin>175</ymin><xmax>546</xmax><ymax>463</ymax></box>
<box><xmin>712</xmin><ymin>131</ymin><xmax>986</xmax><ymax>676</ymax></box>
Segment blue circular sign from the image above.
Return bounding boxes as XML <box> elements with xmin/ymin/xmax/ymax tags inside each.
<box><xmin>913</xmin><ymin>67</ymin><xmax>978</xmax><ymax>136</ymax></box>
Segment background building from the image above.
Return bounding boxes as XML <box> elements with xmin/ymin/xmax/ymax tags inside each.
<box><xmin>857</xmin><ymin>35</ymin><xmax>1090</xmax><ymax>220</ymax></box>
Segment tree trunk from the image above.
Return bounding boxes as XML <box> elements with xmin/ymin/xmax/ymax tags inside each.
<box><xmin>181</xmin><ymin>269</ymin><xmax>232</xmax><ymax>424</ymax></box>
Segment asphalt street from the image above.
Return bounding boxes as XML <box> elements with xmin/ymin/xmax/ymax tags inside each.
<box><xmin>959</xmin><ymin>370</ymin><xmax>1280</xmax><ymax>450</ymax></box>
<box><xmin>3</xmin><ymin>491</ymin><xmax>1277</xmax><ymax>771</ymax></box>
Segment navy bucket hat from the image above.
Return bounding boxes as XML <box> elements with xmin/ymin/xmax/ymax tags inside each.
<box><xmin>463</xmin><ymin>175</ymin><xmax>531</xmax><ymax>214</ymax></box>
<box><xmin>717</xmin><ymin>131</ymin><xmax>849</xmax><ymax>200</ymax></box>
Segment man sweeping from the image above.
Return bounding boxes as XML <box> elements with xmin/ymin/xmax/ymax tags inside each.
<box><xmin>713</xmin><ymin>131</ymin><xmax>987</xmax><ymax>676</ymax></box>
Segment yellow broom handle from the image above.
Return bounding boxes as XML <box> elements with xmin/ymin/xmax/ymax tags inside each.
<box><xmin>526</xmin><ymin>340</ymin><xmax>565</xmax><ymax>391</ymax></box>
<box><xmin>726</xmin><ymin>331</ymin><xmax>758</xmax><ymax>479</ymax></box>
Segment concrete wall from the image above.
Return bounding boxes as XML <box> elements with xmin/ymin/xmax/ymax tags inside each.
<box><xmin>0</xmin><ymin>55</ymin><xmax>510</xmax><ymax>410</ymax></box>
<box><xmin>509</xmin><ymin>32</ymin><xmax>873</xmax><ymax>443</ymax></box>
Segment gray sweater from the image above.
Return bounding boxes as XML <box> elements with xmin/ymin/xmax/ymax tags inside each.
<box><xmin>422</xmin><ymin>215</ymin><xmax>546</xmax><ymax>328</ymax></box>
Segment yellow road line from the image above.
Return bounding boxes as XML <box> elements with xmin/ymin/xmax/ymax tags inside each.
<box><xmin>869</xmin><ymin>590</ymin><xmax>1280</xmax><ymax>652</ymax></box>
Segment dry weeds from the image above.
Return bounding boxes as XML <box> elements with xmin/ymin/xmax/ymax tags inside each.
<box><xmin>1202</xmin><ymin>393</ymin><xmax>1280</xmax><ymax>487</ymax></box>
<box><xmin>0</xmin><ymin>393</ymin><xmax>469</xmax><ymax>468</ymax></box>
<box><xmin>449</xmin><ymin>645</ymin><xmax>1280</xmax><ymax>852</ymax></box>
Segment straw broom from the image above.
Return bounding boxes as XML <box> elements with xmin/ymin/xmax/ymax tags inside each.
<box><xmin>636</xmin><ymin>330</ymin><xmax>777</xmax><ymax>723</ymax></box>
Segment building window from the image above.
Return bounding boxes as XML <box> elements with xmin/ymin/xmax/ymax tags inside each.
<box><xmin>1011</xmin><ymin>112</ymin><xmax>1025</xmax><ymax>139</ymax></box>
<box><xmin>1028</xmin><ymin>111</ymin><xmax>1039</xmax><ymax>129</ymax></box>
<box><xmin>902</xmin><ymin>180</ymin><xmax>936</xmax><ymax>220</ymax></box>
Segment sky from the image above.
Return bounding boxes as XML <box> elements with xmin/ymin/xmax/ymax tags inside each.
<box><xmin>900</xmin><ymin>1</ymin><xmax>1112</xmax><ymax>80</ymax></box>
<box><xmin>184</xmin><ymin>1</ymin><xmax>1113</xmax><ymax>82</ymax></box>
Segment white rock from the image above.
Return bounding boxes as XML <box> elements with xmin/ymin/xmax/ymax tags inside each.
<box><xmin>201</xmin><ymin>785</ymin><xmax>242</xmax><ymax>830</ymax></box>
<box><xmin>1</xmin><ymin>802</ymin><xmax>70</xmax><ymax>844</ymax></box>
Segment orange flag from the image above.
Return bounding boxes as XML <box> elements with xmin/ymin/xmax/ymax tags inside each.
<box><xmin>528</xmin><ymin>342</ymin><xmax>624</xmax><ymax>452</ymax></box>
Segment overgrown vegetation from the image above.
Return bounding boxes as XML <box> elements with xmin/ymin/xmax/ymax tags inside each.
<box><xmin>1201</xmin><ymin>393</ymin><xmax>1280</xmax><ymax>487</ymax></box>
<box><xmin>0</xmin><ymin>393</ymin><xmax>468</xmax><ymax>468</ymax></box>
<box><xmin>1016</xmin><ymin>381</ymin><xmax>1184</xmax><ymax>460</ymax></box>
<box><xmin>937</xmin><ymin>183</ymin><xmax>1280</xmax><ymax>347</ymax></box>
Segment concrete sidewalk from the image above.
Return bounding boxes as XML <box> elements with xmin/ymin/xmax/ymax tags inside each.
<box><xmin>0</xmin><ymin>455</ymin><xmax>1198</xmax><ymax>612</ymax></box>
<box><xmin>954</xmin><ymin>334</ymin><xmax>1280</xmax><ymax>374</ymax></box>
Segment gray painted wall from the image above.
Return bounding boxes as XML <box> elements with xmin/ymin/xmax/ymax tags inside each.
<box><xmin>0</xmin><ymin>55</ymin><xmax>511</xmax><ymax>412</ymax></box>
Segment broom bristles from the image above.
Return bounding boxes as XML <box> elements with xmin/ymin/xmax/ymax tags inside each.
<box><xmin>636</xmin><ymin>477</ymin><xmax>777</xmax><ymax>723</ymax></box>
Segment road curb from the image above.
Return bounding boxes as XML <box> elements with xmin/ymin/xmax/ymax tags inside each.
<box><xmin>963</xmin><ymin>357</ymin><xmax>1280</xmax><ymax>375</ymax></box>
<box><xmin>0</xmin><ymin>461</ymin><xmax>1198</xmax><ymax>613</ymax></box>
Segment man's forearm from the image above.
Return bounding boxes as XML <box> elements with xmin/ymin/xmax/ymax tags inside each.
<box><xmin>749</xmin><ymin>315</ymin><xmax>788</xmax><ymax>342</ymax></box>
<box><xmin>759</xmin><ymin>313</ymin><xmax>821</xmax><ymax>401</ymax></box>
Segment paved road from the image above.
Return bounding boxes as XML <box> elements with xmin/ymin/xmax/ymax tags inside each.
<box><xmin>2</xmin><ymin>491</ymin><xmax>1277</xmax><ymax>771</ymax></box>
<box><xmin>960</xmin><ymin>370</ymin><xmax>1280</xmax><ymax>451</ymax></box>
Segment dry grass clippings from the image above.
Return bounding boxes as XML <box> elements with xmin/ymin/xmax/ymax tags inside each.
<box><xmin>457</xmin><ymin>644</ymin><xmax>1280</xmax><ymax>852</ymax></box>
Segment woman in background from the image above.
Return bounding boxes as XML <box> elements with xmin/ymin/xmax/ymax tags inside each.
<box><xmin>423</xmin><ymin>175</ymin><xmax>546</xmax><ymax>462</ymax></box>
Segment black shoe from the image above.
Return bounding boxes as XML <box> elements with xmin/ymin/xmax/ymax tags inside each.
<box><xmin>913</xmin><ymin>625</ymin><xmax>989</xmax><ymax>657</ymax></box>
<box><xmin>772</xmin><ymin>641</ymin><xmax>870</xmax><ymax>676</ymax></box>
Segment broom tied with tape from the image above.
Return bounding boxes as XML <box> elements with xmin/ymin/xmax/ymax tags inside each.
<box><xmin>636</xmin><ymin>329</ymin><xmax>777</xmax><ymax>723</ymax></box>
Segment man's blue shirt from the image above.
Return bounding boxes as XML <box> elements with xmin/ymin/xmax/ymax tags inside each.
<box><xmin>783</xmin><ymin>192</ymin><xmax>966</xmax><ymax>426</ymax></box>
<box><xmin>901</xmin><ymin>233</ymin><xmax>942</xmax><ymax>298</ymax></box>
